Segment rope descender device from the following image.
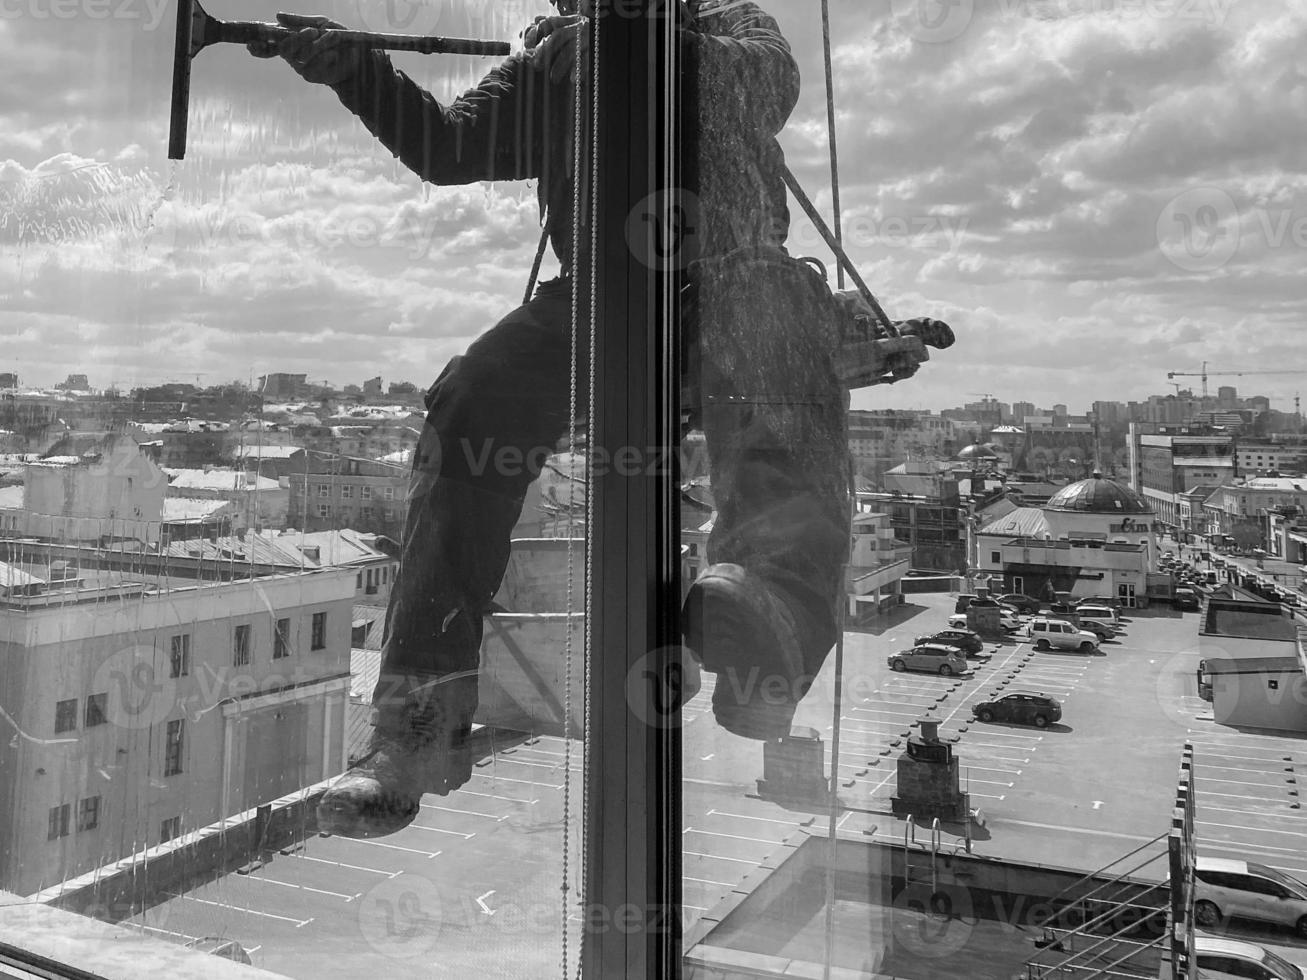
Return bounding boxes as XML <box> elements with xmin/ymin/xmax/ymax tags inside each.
<box><xmin>168</xmin><ymin>0</ymin><xmax>512</xmax><ymax>159</ymax></box>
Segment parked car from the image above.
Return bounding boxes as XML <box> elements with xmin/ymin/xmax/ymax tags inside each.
<box><xmin>1076</xmin><ymin>603</ymin><xmax>1120</xmax><ymax>627</ymax></box>
<box><xmin>948</xmin><ymin>611</ymin><xmax>1022</xmax><ymax>633</ymax></box>
<box><xmin>1076</xmin><ymin>595</ymin><xmax>1122</xmax><ymax>609</ymax></box>
<box><xmin>915</xmin><ymin>628</ymin><xmax>985</xmax><ymax>657</ymax></box>
<box><xmin>1173</xmin><ymin>587</ymin><xmax>1201</xmax><ymax>611</ymax></box>
<box><xmin>996</xmin><ymin>593</ymin><xmax>1042</xmax><ymax>615</ymax></box>
<box><xmin>972</xmin><ymin>691</ymin><xmax>1062</xmax><ymax>728</ymax></box>
<box><xmin>1026</xmin><ymin>618</ymin><xmax>1099</xmax><ymax>653</ymax></box>
<box><xmin>1191</xmin><ymin>935</ymin><xmax>1304</xmax><ymax>980</ymax></box>
<box><xmin>1077</xmin><ymin>618</ymin><xmax>1116</xmax><ymax>642</ymax></box>
<box><xmin>1194</xmin><ymin>856</ymin><xmax>1307</xmax><ymax>938</ymax></box>
<box><xmin>954</xmin><ymin>593</ymin><xmax>998</xmax><ymax>614</ymax></box>
<box><xmin>887</xmin><ymin>643</ymin><xmax>970</xmax><ymax>676</ymax></box>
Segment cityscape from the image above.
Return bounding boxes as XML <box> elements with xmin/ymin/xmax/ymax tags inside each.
<box><xmin>3</xmin><ymin>365</ymin><xmax>1307</xmax><ymax>977</ymax></box>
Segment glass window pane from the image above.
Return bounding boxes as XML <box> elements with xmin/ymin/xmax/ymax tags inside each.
<box><xmin>0</xmin><ymin>1</ymin><xmax>599</xmax><ymax>976</ymax></box>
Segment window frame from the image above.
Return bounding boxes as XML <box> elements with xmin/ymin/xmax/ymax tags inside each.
<box><xmin>274</xmin><ymin>616</ymin><xmax>291</xmax><ymax>659</ymax></box>
<box><xmin>310</xmin><ymin>611</ymin><xmax>327</xmax><ymax>651</ymax></box>
<box><xmin>233</xmin><ymin>623</ymin><xmax>252</xmax><ymax>666</ymax></box>
<box><xmin>163</xmin><ymin>718</ymin><xmax>185</xmax><ymax>777</ymax></box>
<box><xmin>54</xmin><ymin>698</ymin><xmax>77</xmax><ymax>734</ymax></box>
<box><xmin>169</xmin><ymin>632</ymin><xmax>191</xmax><ymax>678</ymax></box>
<box><xmin>83</xmin><ymin>693</ymin><xmax>107</xmax><ymax>728</ymax></box>
<box><xmin>76</xmin><ymin>795</ymin><xmax>100</xmax><ymax>832</ymax></box>
<box><xmin>47</xmin><ymin>803</ymin><xmax>71</xmax><ymax>841</ymax></box>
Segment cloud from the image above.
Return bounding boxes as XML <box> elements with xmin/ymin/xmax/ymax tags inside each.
<box><xmin>0</xmin><ymin>0</ymin><xmax>1303</xmax><ymax>411</ymax></box>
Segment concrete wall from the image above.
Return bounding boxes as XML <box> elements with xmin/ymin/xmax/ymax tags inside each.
<box><xmin>22</xmin><ymin>440</ymin><xmax>167</xmax><ymax>543</ymax></box>
<box><xmin>0</xmin><ymin>569</ymin><xmax>354</xmax><ymax>895</ymax></box>
<box><xmin>1212</xmin><ymin>670</ymin><xmax>1307</xmax><ymax>733</ymax></box>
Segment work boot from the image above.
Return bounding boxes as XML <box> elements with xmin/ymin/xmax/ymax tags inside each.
<box><xmin>317</xmin><ymin>673</ymin><xmax>477</xmax><ymax>838</ymax></box>
<box><xmin>682</xmin><ymin>563</ymin><xmax>807</xmax><ymax>740</ymax></box>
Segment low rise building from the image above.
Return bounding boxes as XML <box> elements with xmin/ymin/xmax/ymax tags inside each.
<box><xmin>285</xmin><ymin>452</ymin><xmax>408</xmax><ymax>539</ymax></box>
<box><xmin>164</xmin><ymin>467</ymin><xmax>288</xmax><ymax>533</ymax></box>
<box><xmin>1197</xmin><ymin>599</ymin><xmax>1307</xmax><ymax>733</ymax></box>
<box><xmin>0</xmin><ymin>543</ymin><xmax>355</xmax><ymax>895</ymax></box>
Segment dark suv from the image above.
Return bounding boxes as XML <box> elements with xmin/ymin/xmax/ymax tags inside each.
<box><xmin>915</xmin><ymin>628</ymin><xmax>985</xmax><ymax>657</ymax></box>
<box><xmin>972</xmin><ymin>691</ymin><xmax>1062</xmax><ymax>728</ymax></box>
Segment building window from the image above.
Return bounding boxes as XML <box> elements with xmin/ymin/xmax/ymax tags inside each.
<box><xmin>169</xmin><ymin>633</ymin><xmax>190</xmax><ymax>678</ymax></box>
<box><xmin>54</xmin><ymin>698</ymin><xmax>77</xmax><ymax>734</ymax></box>
<box><xmin>160</xmin><ymin>816</ymin><xmax>181</xmax><ymax>843</ymax></box>
<box><xmin>384</xmin><ymin>486</ymin><xmax>395</xmax><ymax>500</ymax></box>
<box><xmin>991</xmin><ymin>552</ymin><xmax>1001</xmax><ymax>564</ymax></box>
<box><xmin>233</xmin><ymin>624</ymin><xmax>252</xmax><ymax>666</ymax></box>
<box><xmin>84</xmin><ymin>693</ymin><xmax>108</xmax><ymax>728</ymax></box>
<box><xmin>317</xmin><ymin>503</ymin><xmax>330</xmax><ymax>518</ymax></box>
<box><xmin>361</xmin><ymin>485</ymin><xmax>373</xmax><ymax>500</ymax></box>
<box><xmin>361</xmin><ymin>506</ymin><xmax>374</xmax><ymax>521</ymax></box>
<box><xmin>342</xmin><ymin>485</ymin><xmax>354</xmax><ymax>499</ymax></box>
<box><xmin>164</xmin><ymin>719</ymin><xmax>184</xmax><ymax>776</ymax></box>
<box><xmin>311</xmin><ymin>611</ymin><xmax>327</xmax><ymax>651</ymax></box>
<box><xmin>48</xmin><ymin>804</ymin><xmax>71</xmax><ymax>841</ymax></box>
<box><xmin>382</xmin><ymin>566</ymin><xmax>389</xmax><ymax>584</ymax></box>
<box><xmin>317</xmin><ymin>483</ymin><xmax>329</xmax><ymax>498</ymax></box>
<box><xmin>77</xmin><ymin>796</ymin><xmax>100</xmax><ymax>832</ymax></box>
<box><xmin>274</xmin><ymin>617</ymin><xmax>291</xmax><ymax>659</ymax></box>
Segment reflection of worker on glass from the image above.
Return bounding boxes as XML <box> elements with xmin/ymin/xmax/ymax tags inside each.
<box><xmin>252</xmin><ymin>0</ymin><xmax>950</xmax><ymax>838</ymax></box>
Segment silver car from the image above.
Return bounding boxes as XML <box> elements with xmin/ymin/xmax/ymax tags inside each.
<box><xmin>1195</xmin><ymin>856</ymin><xmax>1307</xmax><ymax>938</ymax></box>
<box><xmin>887</xmin><ymin>643</ymin><xmax>969</xmax><ymax>677</ymax></box>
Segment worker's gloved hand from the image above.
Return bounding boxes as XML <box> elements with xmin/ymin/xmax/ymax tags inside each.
<box><xmin>523</xmin><ymin>13</ymin><xmax>580</xmax><ymax>50</ymax></box>
<box><xmin>894</xmin><ymin>317</ymin><xmax>955</xmax><ymax>350</ymax></box>
<box><xmin>247</xmin><ymin>13</ymin><xmax>367</xmax><ymax>87</ymax></box>
<box><xmin>530</xmin><ymin>14</ymin><xmax>589</xmax><ymax>83</ymax></box>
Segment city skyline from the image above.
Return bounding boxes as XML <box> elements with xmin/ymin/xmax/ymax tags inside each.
<box><xmin>2</xmin><ymin>2</ymin><xmax>1305</xmax><ymax>409</ymax></box>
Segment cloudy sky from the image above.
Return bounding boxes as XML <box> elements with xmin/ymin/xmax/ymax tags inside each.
<box><xmin>1</xmin><ymin>0</ymin><xmax>1304</xmax><ymax>413</ymax></box>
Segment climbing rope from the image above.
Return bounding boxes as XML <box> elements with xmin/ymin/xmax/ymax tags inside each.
<box><xmin>820</xmin><ymin>0</ymin><xmax>845</xmax><ymax>291</ymax></box>
<box><xmin>560</xmin><ymin>9</ymin><xmax>600</xmax><ymax>977</ymax></box>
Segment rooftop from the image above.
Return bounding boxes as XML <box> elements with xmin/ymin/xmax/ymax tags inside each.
<box><xmin>1044</xmin><ymin>474</ymin><xmax>1153</xmax><ymax>514</ymax></box>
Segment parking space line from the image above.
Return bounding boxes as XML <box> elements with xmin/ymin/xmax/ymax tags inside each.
<box><xmin>290</xmin><ymin>854</ymin><xmax>397</xmax><ymax>877</ymax></box>
<box><xmin>684</xmin><ymin>850</ymin><xmax>760</xmax><ymax>865</ymax></box>
<box><xmin>335</xmin><ymin>839</ymin><xmax>442</xmax><ymax>859</ymax></box>
<box><xmin>1199</xmin><ymin>764</ymin><xmax>1289</xmax><ymax>778</ymax></box>
<box><xmin>962</xmin><ymin>764</ymin><xmax>1022</xmax><ymax>775</ymax></box>
<box><xmin>685</xmin><ymin>876</ymin><xmax>734</xmax><ymax>887</ymax></box>
<box><xmin>706</xmin><ymin>809</ymin><xmax>801</xmax><ymax>827</ymax></box>
<box><xmin>1193</xmin><ymin>750</ymin><xmax>1299</xmax><ymax>767</ymax></box>
<box><xmin>409</xmin><ymin>824</ymin><xmax>477</xmax><ymax>839</ymax></box>
<box><xmin>684</xmin><ymin>828</ymin><xmax>779</xmax><ymax>846</ymax></box>
<box><xmin>242</xmin><ymin>875</ymin><xmax>358</xmax><ymax>902</ymax></box>
<box><xmin>457</xmin><ymin>789</ymin><xmax>540</xmax><ymax>805</ymax></box>
<box><xmin>483</xmin><ymin>757</ymin><xmax>582</xmax><ymax>773</ymax></box>
<box><xmin>1196</xmin><ymin>774</ymin><xmax>1292</xmax><ymax>790</ymax></box>
<box><xmin>962</xmin><ymin>777</ymin><xmax>1014</xmax><ymax>788</ymax></box>
<box><xmin>851</xmin><ymin>706</ymin><xmax>927</xmax><ymax>718</ymax></box>
<box><xmin>1198</xmin><ymin>819</ymin><xmax>1307</xmax><ymax>840</ymax></box>
<box><xmin>1198</xmin><ymin>802</ymin><xmax>1303</xmax><ymax>822</ymax></box>
<box><xmin>421</xmin><ymin>803</ymin><xmax>509</xmax><ymax>820</ymax></box>
<box><xmin>183</xmin><ymin>895</ymin><xmax>313</xmax><ymax>926</ymax></box>
<box><xmin>471</xmin><ymin>773</ymin><xmax>563</xmax><ymax>789</ymax></box>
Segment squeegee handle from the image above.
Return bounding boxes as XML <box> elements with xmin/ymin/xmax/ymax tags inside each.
<box><xmin>216</xmin><ymin>21</ymin><xmax>511</xmax><ymax>57</ymax></box>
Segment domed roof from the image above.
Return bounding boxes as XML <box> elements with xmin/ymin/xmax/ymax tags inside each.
<box><xmin>1045</xmin><ymin>473</ymin><xmax>1153</xmax><ymax>515</ymax></box>
<box><xmin>956</xmin><ymin>443</ymin><xmax>999</xmax><ymax>460</ymax></box>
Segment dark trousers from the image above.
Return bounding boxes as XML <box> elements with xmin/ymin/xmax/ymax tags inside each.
<box><xmin>370</xmin><ymin>251</ymin><xmax>852</xmax><ymax>735</ymax></box>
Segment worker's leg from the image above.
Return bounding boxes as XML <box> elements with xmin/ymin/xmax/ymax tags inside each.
<box><xmin>318</xmin><ymin>277</ymin><xmax>584</xmax><ymax>838</ymax></box>
<box><xmin>683</xmin><ymin>247</ymin><xmax>852</xmax><ymax>740</ymax></box>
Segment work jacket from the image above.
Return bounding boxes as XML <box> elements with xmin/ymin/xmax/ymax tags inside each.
<box><xmin>330</xmin><ymin>0</ymin><xmax>800</xmax><ymax>279</ymax></box>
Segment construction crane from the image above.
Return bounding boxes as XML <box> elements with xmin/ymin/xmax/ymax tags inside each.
<box><xmin>1167</xmin><ymin>361</ymin><xmax>1304</xmax><ymax>398</ymax></box>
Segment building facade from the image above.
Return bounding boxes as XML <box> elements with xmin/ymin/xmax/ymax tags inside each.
<box><xmin>285</xmin><ymin>452</ymin><xmax>408</xmax><ymax>539</ymax></box>
<box><xmin>0</xmin><ymin>556</ymin><xmax>355</xmax><ymax>895</ymax></box>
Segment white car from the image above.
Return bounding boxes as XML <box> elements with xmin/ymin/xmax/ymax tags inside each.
<box><xmin>1193</xmin><ymin>935</ymin><xmax>1303</xmax><ymax>980</ymax></box>
<box><xmin>1026</xmin><ymin>617</ymin><xmax>1099</xmax><ymax>653</ymax></box>
<box><xmin>948</xmin><ymin>611</ymin><xmax>1022</xmax><ymax>633</ymax></box>
<box><xmin>1195</xmin><ymin>856</ymin><xmax>1307</xmax><ymax>938</ymax></box>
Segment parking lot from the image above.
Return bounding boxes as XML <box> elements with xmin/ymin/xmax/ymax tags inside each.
<box><xmin>124</xmin><ymin>589</ymin><xmax>1307</xmax><ymax>976</ymax></box>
